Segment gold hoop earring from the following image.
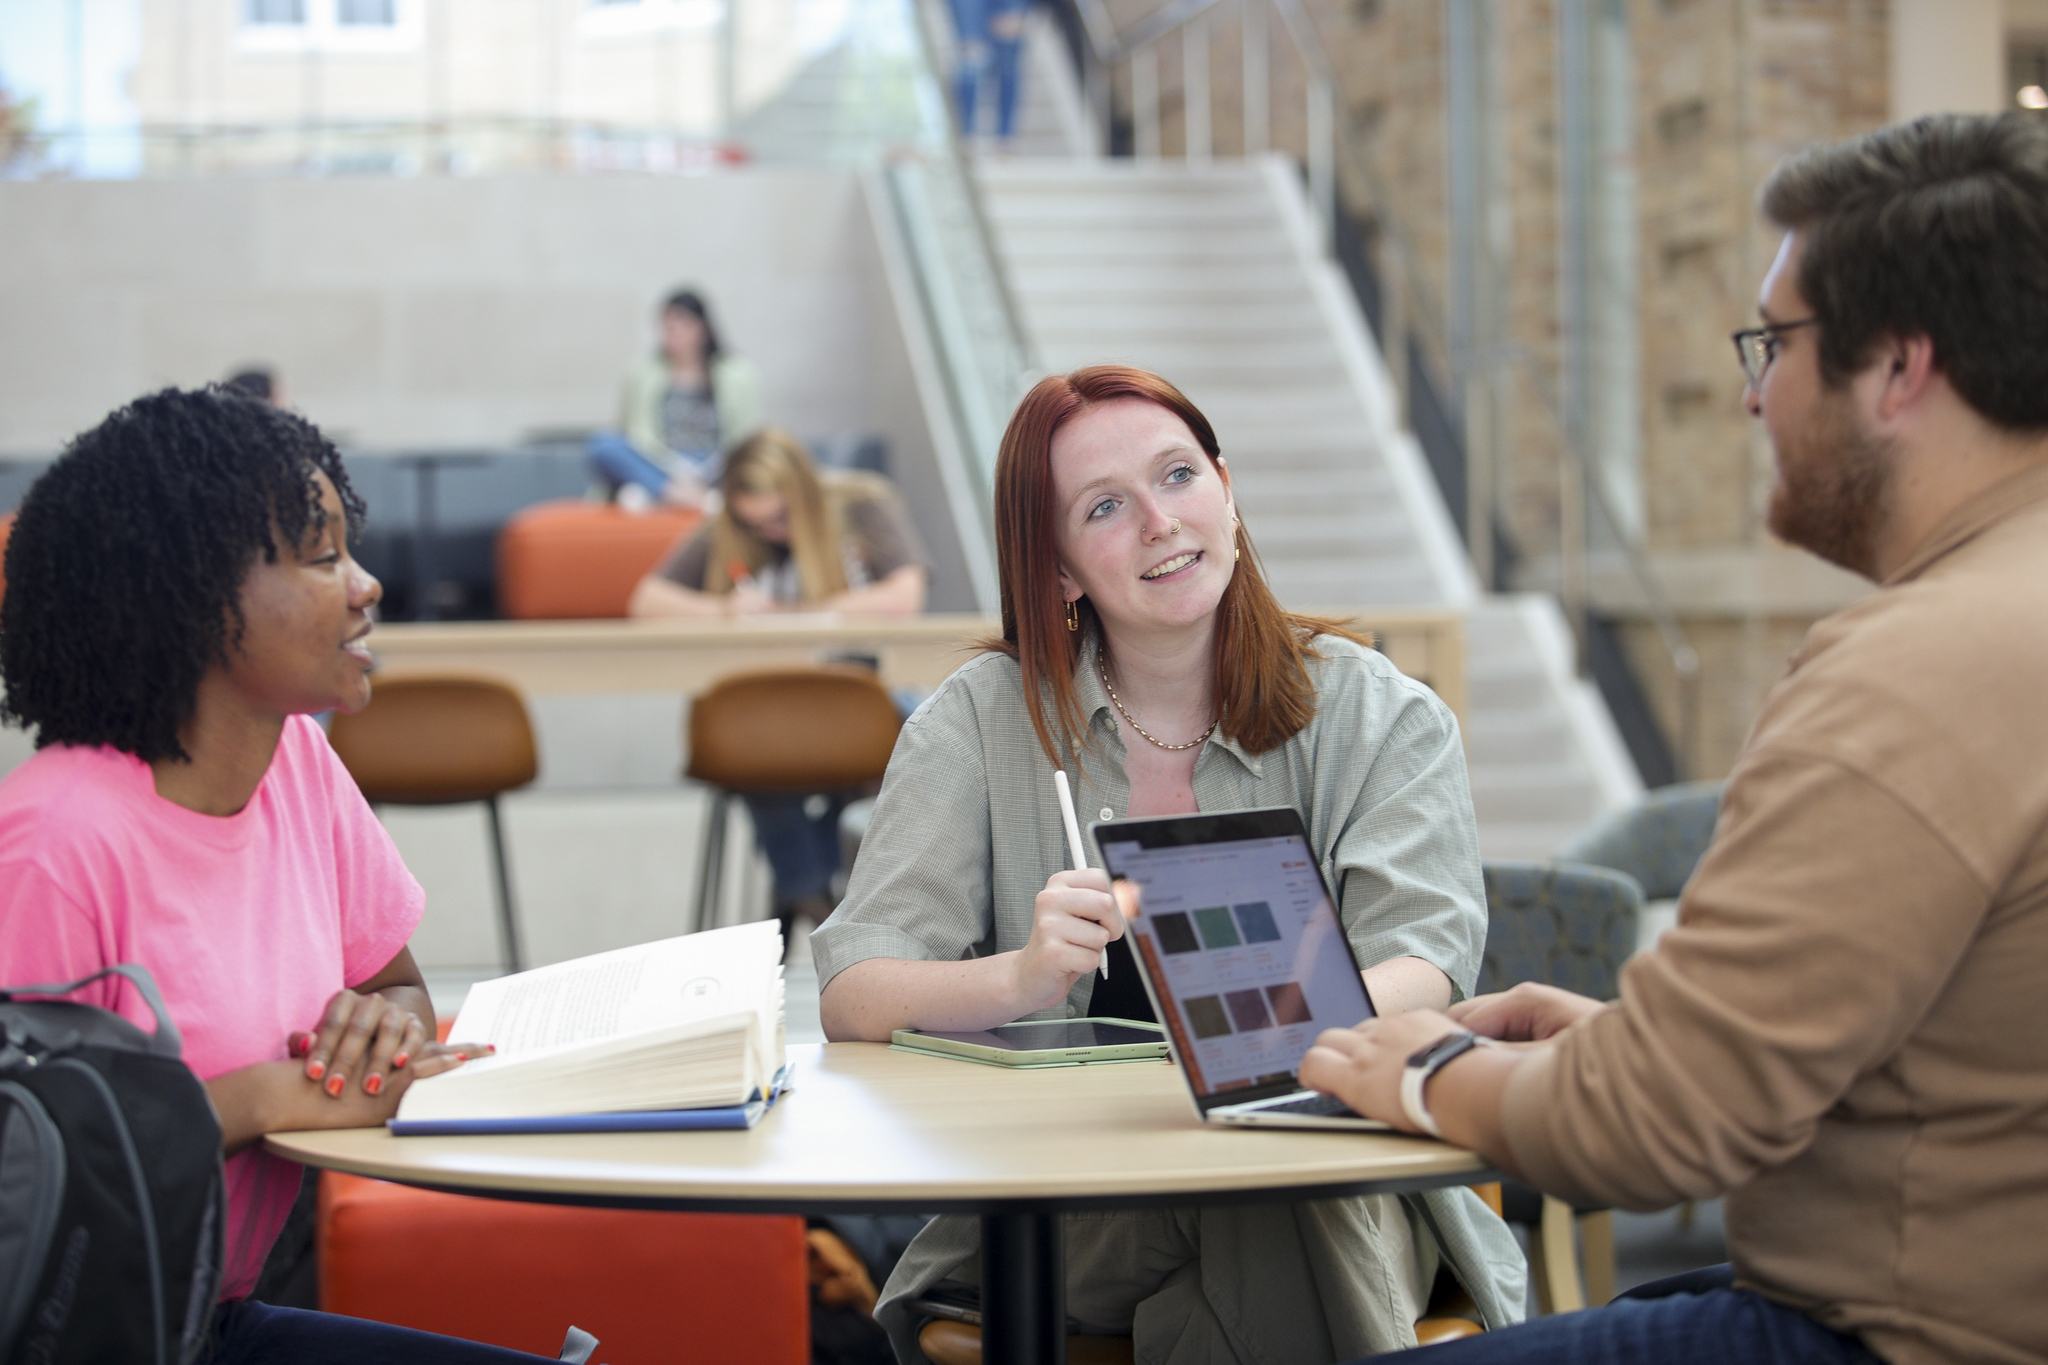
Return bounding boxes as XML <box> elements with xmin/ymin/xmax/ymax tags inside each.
<box><xmin>1233</xmin><ymin>515</ymin><xmax>1242</xmax><ymax>562</ymax></box>
<box><xmin>1065</xmin><ymin>599</ymin><xmax>1081</xmax><ymax>633</ymax></box>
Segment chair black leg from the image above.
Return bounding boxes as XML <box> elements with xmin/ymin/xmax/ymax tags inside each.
<box><xmin>484</xmin><ymin>796</ymin><xmax>525</xmax><ymax>974</ymax></box>
<box><xmin>694</xmin><ymin>791</ymin><xmax>727</xmax><ymax>935</ymax></box>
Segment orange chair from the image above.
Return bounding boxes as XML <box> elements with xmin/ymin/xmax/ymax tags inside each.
<box><xmin>318</xmin><ymin>1173</ymin><xmax>809</xmax><ymax>1362</ymax></box>
<box><xmin>495</xmin><ymin>500</ymin><xmax>701</xmax><ymax>619</ymax></box>
<box><xmin>316</xmin><ymin>1018</ymin><xmax>809</xmax><ymax>1363</ymax></box>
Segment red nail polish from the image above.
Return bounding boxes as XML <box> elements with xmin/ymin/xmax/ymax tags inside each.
<box><xmin>364</xmin><ymin>1074</ymin><xmax>384</xmax><ymax>1097</ymax></box>
<box><xmin>306</xmin><ymin>1060</ymin><xmax>326</xmax><ymax>1081</ymax></box>
<box><xmin>391</xmin><ymin>1051</ymin><xmax>410</xmax><ymax>1070</ymax></box>
<box><xmin>325</xmin><ymin>1074</ymin><xmax>345</xmax><ymax>1097</ymax></box>
<box><xmin>288</xmin><ymin>1035</ymin><xmax>308</xmax><ymax>1058</ymax></box>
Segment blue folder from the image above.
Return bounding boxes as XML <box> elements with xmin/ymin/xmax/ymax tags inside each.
<box><xmin>388</xmin><ymin>1064</ymin><xmax>791</xmax><ymax>1136</ymax></box>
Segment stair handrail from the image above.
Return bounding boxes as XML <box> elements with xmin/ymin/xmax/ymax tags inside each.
<box><xmin>906</xmin><ymin>0</ymin><xmax>1041</xmax><ymax>381</ymax></box>
<box><xmin>1069</xmin><ymin>0</ymin><xmax>1334</xmax><ymax>245</ymax></box>
<box><xmin>1062</xmin><ymin>0</ymin><xmax>1699</xmax><ymax>776</ymax></box>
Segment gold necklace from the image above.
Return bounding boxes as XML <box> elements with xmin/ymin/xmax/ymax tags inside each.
<box><xmin>1098</xmin><ymin>658</ymin><xmax>1218</xmax><ymax>752</ymax></box>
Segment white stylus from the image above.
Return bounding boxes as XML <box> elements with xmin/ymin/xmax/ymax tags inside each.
<box><xmin>1052</xmin><ymin>769</ymin><xmax>1109</xmax><ymax>979</ymax></box>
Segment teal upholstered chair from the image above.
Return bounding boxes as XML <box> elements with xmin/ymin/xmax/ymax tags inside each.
<box><xmin>1479</xmin><ymin>859</ymin><xmax>1643</xmax><ymax>1313</ymax></box>
<box><xmin>1557</xmin><ymin>781</ymin><xmax>1724</xmax><ymax>902</ymax></box>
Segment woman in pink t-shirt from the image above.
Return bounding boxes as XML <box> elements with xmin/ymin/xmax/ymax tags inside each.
<box><xmin>0</xmin><ymin>389</ymin><xmax>566</xmax><ymax>1362</ymax></box>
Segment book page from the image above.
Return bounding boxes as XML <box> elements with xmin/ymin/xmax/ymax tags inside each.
<box><xmin>450</xmin><ymin>919</ymin><xmax>782</xmax><ymax>1056</ymax></box>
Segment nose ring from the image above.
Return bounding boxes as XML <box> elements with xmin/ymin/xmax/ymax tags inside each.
<box><xmin>1169</xmin><ymin>518</ymin><xmax>1181</xmax><ymax>534</ymax></box>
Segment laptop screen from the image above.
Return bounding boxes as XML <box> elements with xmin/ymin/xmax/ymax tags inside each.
<box><xmin>1095</xmin><ymin>808</ymin><xmax>1377</xmax><ymax>1111</ymax></box>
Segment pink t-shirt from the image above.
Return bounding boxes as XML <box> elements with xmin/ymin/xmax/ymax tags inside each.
<box><xmin>0</xmin><ymin>715</ymin><xmax>423</xmax><ymax>1300</ymax></box>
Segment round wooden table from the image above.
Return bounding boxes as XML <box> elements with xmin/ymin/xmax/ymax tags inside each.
<box><xmin>269</xmin><ymin>1041</ymin><xmax>1490</xmax><ymax>1364</ymax></box>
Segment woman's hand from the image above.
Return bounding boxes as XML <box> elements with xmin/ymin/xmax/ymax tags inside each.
<box><xmin>289</xmin><ymin>989</ymin><xmax>493</xmax><ymax>1101</ymax></box>
<box><xmin>726</xmin><ymin>579</ymin><xmax>774</xmax><ymax>617</ymax></box>
<box><xmin>1010</xmin><ymin>868</ymin><xmax>1122</xmax><ymax>1013</ymax></box>
<box><xmin>1448</xmin><ymin>981</ymin><xmax>1604</xmax><ymax>1042</ymax></box>
<box><xmin>211</xmin><ymin>1040</ymin><xmax>491</xmax><ymax>1153</ymax></box>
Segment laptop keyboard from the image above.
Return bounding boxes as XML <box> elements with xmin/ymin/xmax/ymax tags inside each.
<box><xmin>1258</xmin><ymin>1092</ymin><xmax>1362</xmax><ymax>1118</ymax></box>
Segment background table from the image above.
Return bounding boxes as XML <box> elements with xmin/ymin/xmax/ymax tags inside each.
<box><xmin>271</xmin><ymin>1041</ymin><xmax>1490</xmax><ymax>1363</ymax></box>
<box><xmin>367</xmin><ymin>608</ymin><xmax>1468</xmax><ymax>722</ymax></box>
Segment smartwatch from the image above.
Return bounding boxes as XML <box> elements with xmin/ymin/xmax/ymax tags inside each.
<box><xmin>1399</xmin><ymin>1030</ymin><xmax>1485</xmax><ymax>1138</ymax></box>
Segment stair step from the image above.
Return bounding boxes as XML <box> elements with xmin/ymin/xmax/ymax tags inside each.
<box><xmin>1220</xmin><ymin>472</ymin><xmax>1400</xmax><ymax>509</ymax></box>
<box><xmin>991</xmin><ymin>202</ymin><xmax>1283</xmax><ymax>234</ymax></box>
<box><xmin>1262</xmin><ymin>563</ymin><xmax>1445</xmax><ymax>607</ymax></box>
<box><xmin>1474</xmin><ymin>818</ymin><xmax>1590</xmax><ymax>863</ymax></box>
<box><xmin>1011</xmin><ymin>262</ymin><xmax>1309</xmax><ymax>295</ymax></box>
<box><xmin>1464</xmin><ymin>711</ymin><xmax>1582</xmax><ymax>765</ymax></box>
<box><xmin>1253</xmin><ymin>531</ymin><xmax>1419</xmax><ymax>564</ymax></box>
<box><xmin>979</xmin><ymin>160</ymin><xmax>1269</xmax><ymax>189</ymax></box>
<box><xmin>1036</xmin><ymin>352</ymin><xmax>1350</xmax><ymax>394</ymax></box>
<box><xmin>1470</xmin><ymin>766</ymin><xmax>1607</xmax><ymax>825</ymax></box>
<box><xmin>981</xmin><ymin>158</ymin><xmax>1643</xmax><ymax>856</ymax></box>
<box><xmin>1029</xmin><ymin>316</ymin><xmax>1329</xmax><ymax>349</ymax></box>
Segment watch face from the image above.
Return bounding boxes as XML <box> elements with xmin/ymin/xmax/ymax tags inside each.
<box><xmin>1406</xmin><ymin>1031</ymin><xmax>1478</xmax><ymax>1070</ymax></box>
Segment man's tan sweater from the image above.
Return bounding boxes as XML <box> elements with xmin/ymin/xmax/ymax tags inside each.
<box><xmin>1501</xmin><ymin>461</ymin><xmax>2048</xmax><ymax>1363</ymax></box>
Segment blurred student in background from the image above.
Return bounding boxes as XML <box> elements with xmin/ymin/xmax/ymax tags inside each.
<box><xmin>587</xmin><ymin>287</ymin><xmax>760</xmax><ymax>508</ymax></box>
<box><xmin>630</xmin><ymin>428</ymin><xmax>929</xmax><ymax>934</ymax></box>
<box><xmin>948</xmin><ymin>0</ymin><xmax>1030</xmax><ymax>147</ymax></box>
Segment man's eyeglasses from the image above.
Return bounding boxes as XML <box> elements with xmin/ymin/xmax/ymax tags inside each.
<box><xmin>1730</xmin><ymin>318</ymin><xmax>1819</xmax><ymax>388</ymax></box>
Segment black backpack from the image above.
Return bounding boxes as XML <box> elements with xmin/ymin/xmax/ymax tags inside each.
<box><xmin>1</xmin><ymin>964</ymin><xmax>226</xmax><ymax>1365</ymax></box>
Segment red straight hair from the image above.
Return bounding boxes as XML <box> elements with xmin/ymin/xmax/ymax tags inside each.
<box><xmin>982</xmin><ymin>365</ymin><xmax>1366</xmax><ymax>768</ymax></box>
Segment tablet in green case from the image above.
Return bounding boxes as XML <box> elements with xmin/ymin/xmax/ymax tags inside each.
<box><xmin>890</xmin><ymin>1018</ymin><xmax>1168</xmax><ymax>1068</ymax></box>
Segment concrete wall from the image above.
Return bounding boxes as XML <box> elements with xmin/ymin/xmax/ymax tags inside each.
<box><xmin>0</xmin><ymin>166</ymin><xmax>984</xmax><ymax>603</ymax></box>
<box><xmin>1892</xmin><ymin>0</ymin><xmax>2006</xmax><ymax>120</ymax></box>
<box><xmin>0</xmin><ymin>170</ymin><xmax>886</xmax><ymax>452</ymax></box>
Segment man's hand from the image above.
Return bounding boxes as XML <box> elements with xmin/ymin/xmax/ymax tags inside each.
<box><xmin>1449</xmin><ymin>982</ymin><xmax>1604</xmax><ymax>1042</ymax></box>
<box><xmin>1299</xmin><ymin>1009</ymin><xmax>1467</xmax><ymax>1133</ymax></box>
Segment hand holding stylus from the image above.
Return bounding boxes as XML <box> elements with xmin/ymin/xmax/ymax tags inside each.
<box><xmin>1054</xmin><ymin>770</ymin><xmax>1110</xmax><ymax>979</ymax></box>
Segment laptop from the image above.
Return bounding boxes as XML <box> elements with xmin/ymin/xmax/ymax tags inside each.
<box><xmin>1091</xmin><ymin>806</ymin><xmax>1389</xmax><ymax>1131</ymax></box>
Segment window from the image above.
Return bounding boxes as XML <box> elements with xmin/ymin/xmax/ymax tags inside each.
<box><xmin>237</xmin><ymin>0</ymin><xmax>420</xmax><ymax>51</ymax></box>
<box><xmin>245</xmin><ymin>0</ymin><xmax>308</xmax><ymax>23</ymax></box>
<box><xmin>337</xmin><ymin>0</ymin><xmax>397</xmax><ymax>24</ymax></box>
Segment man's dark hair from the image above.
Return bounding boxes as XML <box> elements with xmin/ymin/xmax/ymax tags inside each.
<box><xmin>1760</xmin><ymin>111</ymin><xmax>2048</xmax><ymax>430</ymax></box>
<box><xmin>222</xmin><ymin>366</ymin><xmax>276</xmax><ymax>403</ymax></box>
<box><xmin>0</xmin><ymin>387</ymin><xmax>364</xmax><ymax>763</ymax></box>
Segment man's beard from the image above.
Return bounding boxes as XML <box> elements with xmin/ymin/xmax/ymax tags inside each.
<box><xmin>1766</xmin><ymin>392</ymin><xmax>1894</xmax><ymax>579</ymax></box>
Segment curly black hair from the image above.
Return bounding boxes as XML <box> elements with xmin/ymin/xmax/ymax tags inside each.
<box><xmin>0</xmin><ymin>386</ymin><xmax>365</xmax><ymax>763</ymax></box>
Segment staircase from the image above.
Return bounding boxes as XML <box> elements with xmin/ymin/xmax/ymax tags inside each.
<box><xmin>729</xmin><ymin>1</ymin><xmax>1643</xmax><ymax>857</ymax></box>
<box><xmin>976</xmin><ymin>156</ymin><xmax>1640</xmax><ymax>859</ymax></box>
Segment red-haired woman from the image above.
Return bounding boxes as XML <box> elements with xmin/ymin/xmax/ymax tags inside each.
<box><xmin>811</xmin><ymin>366</ymin><xmax>1521</xmax><ymax>1359</ymax></box>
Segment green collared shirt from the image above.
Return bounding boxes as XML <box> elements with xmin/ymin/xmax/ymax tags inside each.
<box><xmin>812</xmin><ymin>631</ymin><xmax>1486</xmax><ymax>1009</ymax></box>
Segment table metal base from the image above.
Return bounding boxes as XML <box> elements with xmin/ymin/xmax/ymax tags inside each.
<box><xmin>982</xmin><ymin>1210</ymin><xmax>1066</xmax><ymax>1365</ymax></box>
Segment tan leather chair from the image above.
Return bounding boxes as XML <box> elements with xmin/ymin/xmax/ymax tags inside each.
<box><xmin>913</xmin><ymin>1184</ymin><xmax>1501</xmax><ymax>1361</ymax></box>
<box><xmin>684</xmin><ymin>664</ymin><xmax>902</xmax><ymax>931</ymax></box>
<box><xmin>327</xmin><ymin>674</ymin><xmax>539</xmax><ymax>971</ymax></box>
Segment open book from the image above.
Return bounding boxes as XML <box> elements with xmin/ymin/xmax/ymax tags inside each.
<box><xmin>389</xmin><ymin>919</ymin><xmax>787</xmax><ymax>1135</ymax></box>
